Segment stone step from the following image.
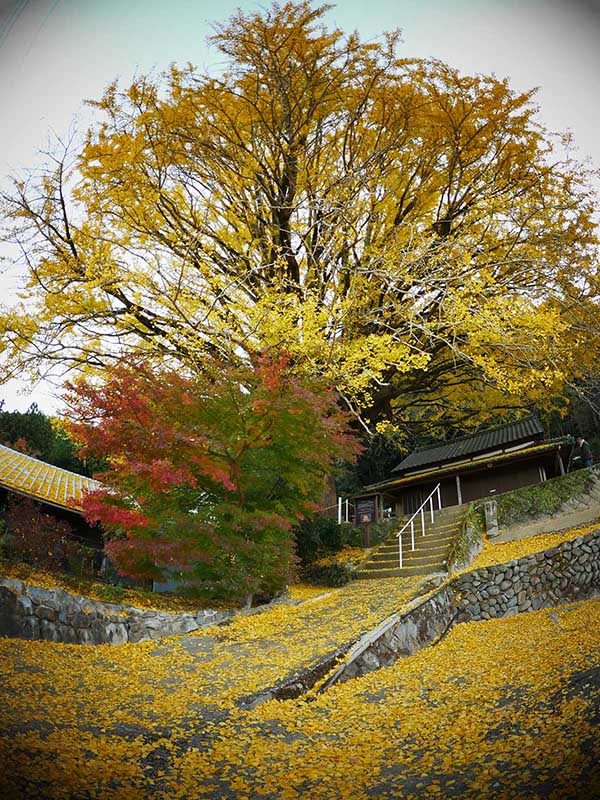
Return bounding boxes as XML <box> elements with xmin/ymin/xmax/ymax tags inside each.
<box><xmin>356</xmin><ymin>507</ymin><xmax>465</xmax><ymax>581</ymax></box>
<box><xmin>393</xmin><ymin>530</ymin><xmax>459</xmax><ymax>544</ymax></box>
<box><xmin>397</xmin><ymin>519</ymin><xmax>461</xmax><ymax>532</ymax></box>
<box><xmin>369</xmin><ymin>546</ymin><xmax>450</xmax><ymax>563</ymax></box>
<box><xmin>395</xmin><ymin>521</ymin><xmax>461</xmax><ymax>532</ymax></box>
<box><xmin>356</xmin><ymin>563</ymin><xmax>446</xmax><ymax>579</ymax></box>
<box><xmin>369</xmin><ymin>558</ymin><xmax>447</xmax><ymax>571</ymax></box>
<box><xmin>377</xmin><ymin>532</ymin><xmax>458</xmax><ymax>551</ymax></box>
<box><xmin>397</xmin><ymin>504</ymin><xmax>463</xmax><ymax>518</ymax></box>
<box><xmin>371</xmin><ymin>542</ymin><xmax>450</xmax><ymax>560</ymax></box>
<box><xmin>361</xmin><ymin>551</ymin><xmax>448</xmax><ymax>569</ymax></box>
<box><xmin>397</xmin><ymin>528</ymin><xmax>460</xmax><ymax>541</ymax></box>
<box><xmin>367</xmin><ymin>546</ymin><xmax>448</xmax><ymax>562</ymax></box>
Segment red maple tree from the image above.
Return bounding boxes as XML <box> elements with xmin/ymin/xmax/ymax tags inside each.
<box><xmin>65</xmin><ymin>353</ymin><xmax>360</xmax><ymax>602</ymax></box>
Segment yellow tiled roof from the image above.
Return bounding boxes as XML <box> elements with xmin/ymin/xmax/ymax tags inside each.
<box><xmin>0</xmin><ymin>444</ymin><xmax>100</xmax><ymax>513</ymax></box>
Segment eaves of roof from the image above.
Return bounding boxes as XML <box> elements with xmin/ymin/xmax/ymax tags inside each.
<box><xmin>0</xmin><ymin>444</ymin><xmax>100</xmax><ymax>514</ymax></box>
<box><xmin>364</xmin><ymin>439</ymin><xmax>565</xmax><ymax>495</ymax></box>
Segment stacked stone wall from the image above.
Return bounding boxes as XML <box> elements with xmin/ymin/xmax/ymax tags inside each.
<box><xmin>0</xmin><ymin>578</ymin><xmax>235</xmax><ymax>644</ymax></box>
<box><xmin>323</xmin><ymin>529</ymin><xmax>600</xmax><ymax>688</ymax></box>
<box><xmin>454</xmin><ymin>531</ymin><xmax>599</xmax><ymax>621</ymax></box>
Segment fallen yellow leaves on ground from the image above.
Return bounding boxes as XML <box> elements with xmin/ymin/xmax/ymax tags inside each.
<box><xmin>1</xmin><ymin>522</ymin><xmax>599</xmax><ymax>798</ymax></box>
<box><xmin>1</xmin><ymin>593</ymin><xmax>598</xmax><ymax>799</ymax></box>
<box><xmin>287</xmin><ymin>583</ymin><xmax>331</xmax><ymax>602</ymax></box>
<box><xmin>469</xmin><ymin>522</ymin><xmax>600</xmax><ymax>571</ymax></box>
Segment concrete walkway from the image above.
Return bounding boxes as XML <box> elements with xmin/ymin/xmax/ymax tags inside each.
<box><xmin>494</xmin><ymin>481</ymin><xmax>600</xmax><ymax>543</ymax></box>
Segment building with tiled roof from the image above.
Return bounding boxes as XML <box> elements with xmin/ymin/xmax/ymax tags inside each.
<box><xmin>356</xmin><ymin>416</ymin><xmax>570</xmax><ymax>521</ymax></box>
<box><xmin>390</xmin><ymin>417</ymin><xmax>546</xmax><ymax>475</ymax></box>
<box><xmin>0</xmin><ymin>443</ymin><xmax>105</xmax><ymax>561</ymax></box>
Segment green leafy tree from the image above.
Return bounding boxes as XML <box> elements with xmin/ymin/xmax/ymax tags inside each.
<box><xmin>0</xmin><ymin>403</ymin><xmax>102</xmax><ymax>476</ymax></box>
<box><xmin>0</xmin><ymin>404</ymin><xmax>54</xmax><ymax>459</ymax></box>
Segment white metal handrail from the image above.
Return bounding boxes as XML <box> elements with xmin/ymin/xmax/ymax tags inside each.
<box><xmin>395</xmin><ymin>483</ymin><xmax>442</xmax><ymax>568</ymax></box>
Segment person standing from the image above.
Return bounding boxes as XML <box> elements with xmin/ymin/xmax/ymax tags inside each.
<box><xmin>572</xmin><ymin>436</ymin><xmax>594</xmax><ymax>469</ymax></box>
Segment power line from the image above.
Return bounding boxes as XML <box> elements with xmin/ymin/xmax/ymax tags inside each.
<box><xmin>23</xmin><ymin>0</ymin><xmax>60</xmax><ymax>60</ymax></box>
<box><xmin>0</xmin><ymin>0</ymin><xmax>30</xmax><ymax>52</ymax></box>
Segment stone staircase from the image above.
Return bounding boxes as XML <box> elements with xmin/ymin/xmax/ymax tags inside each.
<box><xmin>356</xmin><ymin>505</ymin><xmax>465</xmax><ymax>579</ymax></box>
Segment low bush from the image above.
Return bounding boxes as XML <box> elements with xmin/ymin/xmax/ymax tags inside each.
<box><xmin>94</xmin><ymin>583</ymin><xmax>127</xmax><ymax>604</ymax></box>
<box><xmin>295</xmin><ymin>514</ymin><xmax>391</xmax><ymax>565</ymax></box>
<box><xmin>364</xmin><ymin>518</ymin><xmax>402</xmax><ymax>547</ymax></box>
<box><xmin>300</xmin><ymin>545</ymin><xmax>369</xmax><ymax>587</ymax></box>
<box><xmin>301</xmin><ymin>560</ymin><xmax>355</xmax><ymax>587</ymax></box>
<box><xmin>2</xmin><ymin>495</ymin><xmax>98</xmax><ymax>577</ymax></box>
<box><xmin>295</xmin><ymin>516</ymin><xmax>344</xmax><ymax>564</ymax></box>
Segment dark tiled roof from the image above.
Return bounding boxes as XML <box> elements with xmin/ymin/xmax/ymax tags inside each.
<box><xmin>392</xmin><ymin>416</ymin><xmax>545</xmax><ymax>474</ymax></box>
<box><xmin>367</xmin><ymin>439</ymin><xmax>563</xmax><ymax>493</ymax></box>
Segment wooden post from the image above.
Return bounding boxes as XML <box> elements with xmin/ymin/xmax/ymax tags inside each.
<box><xmin>363</xmin><ymin>524</ymin><xmax>371</xmax><ymax>548</ymax></box>
<box><xmin>455</xmin><ymin>475</ymin><xmax>463</xmax><ymax>506</ymax></box>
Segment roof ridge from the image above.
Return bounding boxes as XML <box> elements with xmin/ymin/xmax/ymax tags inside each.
<box><xmin>391</xmin><ymin>415</ymin><xmax>545</xmax><ymax>475</ymax></box>
<box><xmin>411</xmin><ymin>415</ymin><xmax>540</xmax><ymax>454</ymax></box>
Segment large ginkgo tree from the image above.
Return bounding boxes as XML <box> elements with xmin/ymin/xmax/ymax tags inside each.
<box><xmin>2</xmin><ymin>2</ymin><xmax>599</xmax><ymax>436</ymax></box>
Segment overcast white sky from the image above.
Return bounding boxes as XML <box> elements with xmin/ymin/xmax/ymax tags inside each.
<box><xmin>0</xmin><ymin>0</ymin><xmax>599</xmax><ymax>413</ymax></box>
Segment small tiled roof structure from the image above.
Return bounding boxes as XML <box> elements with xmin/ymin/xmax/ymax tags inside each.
<box><xmin>0</xmin><ymin>444</ymin><xmax>100</xmax><ymax>513</ymax></box>
<box><xmin>392</xmin><ymin>416</ymin><xmax>545</xmax><ymax>474</ymax></box>
<box><xmin>366</xmin><ymin>440</ymin><xmax>563</xmax><ymax>493</ymax></box>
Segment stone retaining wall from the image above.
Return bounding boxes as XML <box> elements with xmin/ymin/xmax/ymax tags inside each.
<box><xmin>322</xmin><ymin>528</ymin><xmax>600</xmax><ymax>688</ymax></box>
<box><xmin>453</xmin><ymin>531</ymin><xmax>598</xmax><ymax>621</ymax></box>
<box><xmin>0</xmin><ymin>577</ymin><xmax>236</xmax><ymax>644</ymax></box>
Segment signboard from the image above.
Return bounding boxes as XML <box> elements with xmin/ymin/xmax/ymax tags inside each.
<box><xmin>355</xmin><ymin>496</ymin><xmax>377</xmax><ymax>525</ymax></box>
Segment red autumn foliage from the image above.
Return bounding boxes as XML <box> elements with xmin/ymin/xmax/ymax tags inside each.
<box><xmin>64</xmin><ymin>352</ymin><xmax>361</xmax><ymax>601</ymax></box>
<box><xmin>2</xmin><ymin>495</ymin><xmax>97</xmax><ymax>575</ymax></box>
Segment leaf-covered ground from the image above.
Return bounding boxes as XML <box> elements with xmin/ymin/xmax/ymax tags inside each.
<box><xmin>0</xmin><ymin>558</ymin><xmax>332</xmax><ymax>612</ymax></box>
<box><xmin>1</xmin><ymin>593</ymin><xmax>598</xmax><ymax>799</ymax></box>
<box><xmin>468</xmin><ymin>522</ymin><xmax>600</xmax><ymax>571</ymax></box>
<box><xmin>1</xmin><ymin>523</ymin><xmax>599</xmax><ymax>799</ymax></box>
<box><xmin>0</xmin><ymin>559</ymin><xmax>207</xmax><ymax>613</ymax></box>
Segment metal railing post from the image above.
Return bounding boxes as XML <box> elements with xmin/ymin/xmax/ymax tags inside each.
<box><xmin>396</xmin><ymin>483</ymin><xmax>441</xmax><ymax>567</ymax></box>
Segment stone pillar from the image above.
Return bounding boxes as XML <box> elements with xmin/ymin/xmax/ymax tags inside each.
<box><xmin>483</xmin><ymin>498</ymin><xmax>499</xmax><ymax>538</ymax></box>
